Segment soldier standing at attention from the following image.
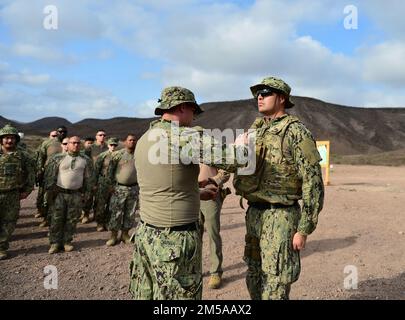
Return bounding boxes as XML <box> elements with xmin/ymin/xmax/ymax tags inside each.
<box><xmin>0</xmin><ymin>124</ymin><xmax>35</xmax><ymax>260</ymax></box>
<box><xmin>45</xmin><ymin>136</ymin><xmax>95</xmax><ymax>254</ymax></box>
<box><xmin>35</xmin><ymin>126</ymin><xmax>68</xmax><ymax>226</ymax></box>
<box><xmin>81</xmin><ymin>130</ymin><xmax>108</xmax><ymax>224</ymax></box>
<box><xmin>93</xmin><ymin>137</ymin><xmax>119</xmax><ymax>232</ymax></box>
<box><xmin>129</xmin><ymin>86</ymin><xmax>246</xmax><ymax>300</ymax></box>
<box><xmin>198</xmin><ymin>165</ymin><xmax>230</xmax><ymax>289</ymax></box>
<box><xmin>105</xmin><ymin>135</ymin><xmax>138</xmax><ymax>246</ymax></box>
<box><xmin>61</xmin><ymin>138</ymin><xmax>69</xmax><ymax>153</ymax></box>
<box><xmin>83</xmin><ymin>137</ymin><xmax>95</xmax><ymax>150</ymax></box>
<box><xmin>233</xmin><ymin>76</ymin><xmax>324</xmax><ymax>300</ymax></box>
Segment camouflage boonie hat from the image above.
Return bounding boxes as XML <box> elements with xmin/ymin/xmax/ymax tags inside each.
<box><xmin>0</xmin><ymin>124</ymin><xmax>20</xmax><ymax>143</ymax></box>
<box><xmin>107</xmin><ymin>137</ymin><xmax>119</xmax><ymax>145</ymax></box>
<box><xmin>154</xmin><ymin>86</ymin><xmax>203</xmax><ymax>116</ymax></box>
<box><xmin>250</xmin><ymin>76</ymin><xmax>295</xmax><ymax>108</ymax></box>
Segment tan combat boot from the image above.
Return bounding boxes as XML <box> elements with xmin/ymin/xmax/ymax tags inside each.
<box><xmin>39</xmin><ymin>218</ymin><xmax>48</xmax><ymax>227</ymax></box>
<box><xmin>48</xmin><ymin>244</ymin><xmax>60</xmax><ymax>254</ymax></box>
<box><xmin>81</xmin><ymin>212</ymin><xmax>90</xmax><ymax>224</ymax></box>
<box><xmin>0</xmin><ymin>250</ymin><xmax>7</xmax><ymax>260</ymax></box>
<box><xmin>106</xmin><ymin>231</ymin><xmax>118</xmax><ymax>246</ymax></box>
<box><xmin>121</xmin><ymin>230</ymin><xmax>131</xmax><ymax>244</ymax></box>
<box><xmin>34</xmin><ymin>210</ymin><xmax>42</xmax><ymax>218</ymax></box>
<box><xmin>208</xmin><ymin>274</ymin><xmax>222</xmax><ymax>289</ymax></box>
<box><xmin>64</xmin><ymin>243</ymin><xmax>74</xmax><ymax>252</ymax></box>
<box><xmin>96</xmin><ymin>223</ymin><xmax>105</xmax><ymax>232</ymax></box>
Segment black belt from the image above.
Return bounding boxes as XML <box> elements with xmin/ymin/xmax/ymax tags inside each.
<box><xmin>117</xmin><ymin>182</ymin><xmax>138</xmax><ymax>187</ymax></box>
<box><xmin>56</xmin><ymin>186</ymin><xmax>80</xmax><ymax>194</ymax></box>
<box><xmin>0</xmin><ymin>188</ymin><xmax>19</xmax><ymax>193</ymax></box>
<box><xmin>248</xmin><ymin>201</ymin><xmax>298</xmax><ymax>210</ymax></box>
<box><xmin>140</xmin><ymin>220</ymin><xmax>197</xmax><ymax>232</ymax></box>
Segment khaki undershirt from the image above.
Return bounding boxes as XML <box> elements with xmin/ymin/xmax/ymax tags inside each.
<box><xmin>56</xmin><ymin>155</ymin><xmax>86</xmax><ymax>190</ymax></box>
<box><xmin>115</xmin><ymin>150</ymin><xmax>137</xmax><ymax>185</ymax></box>
<box><xmin>135</xmin><ymin>128</ymin><xmax>200</xmax><ymax>227</ymax></box>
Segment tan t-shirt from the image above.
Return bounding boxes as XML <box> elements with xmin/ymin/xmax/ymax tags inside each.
<box><xmin>56</xmin><ymin>154</ymin><xmax>87</xmax><ymax>190</ymax></box>
<box><xmin>135</xmin><ymin>122</ymin><xmax>200</xmax><ymax>227</ymax></box>
<box><xmin>115</xmin><ymin>150</ymin><xmax>137</xmax><ymax>185</ymax></box>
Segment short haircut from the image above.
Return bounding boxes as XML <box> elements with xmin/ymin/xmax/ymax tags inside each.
<box><xmin>85</xmin><ymin>136</ymin><xmax>95</xmax><ymax>142</ymax></box>
<box><xmin>125</xmin><ymin>134</ymin><xmax>136</xmax><ymax>140</ymax></box>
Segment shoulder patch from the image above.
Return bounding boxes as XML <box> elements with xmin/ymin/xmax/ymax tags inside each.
<box><xmin>297</xmin><ymin>137</ymin><xmax>321</xmax><ymax>165</ymax></box>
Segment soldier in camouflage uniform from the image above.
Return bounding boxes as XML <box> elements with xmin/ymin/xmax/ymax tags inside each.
<box><xmin>198</xmin><ymin>165</ymin><xmax>230</xmax><ymax>289</ymax></box>
<box><xmin>0</xmin><ymin>124</ymin><xmax>35</xmax><ymax>260</ymax></box>
<box><xmin>106</xmin><ymin>135</ymin><xmax>138</xmax><ymax>246</ymax></box>
<box><xmin>93</xmin><ymin>137</ymin><xmax>118</xmax><ymax>232</ymax></box>
<box><xmin>35</xmin><ymin>126</ymin><xmax>68</xmax><ymax>225</ymax></box>
<box><xmin>129</xmin><ymin>86</ymin><xmax>247</xmax><ymax>300</ymax></box>
<box><xmin>233</xmin><ymin>76</ymin><xmax>324</xmax><ymax>300</ymax></box>
<box><xmin>81</xmin><ymin>130</ymin><xmax>108</xmax><ymax>224</ymax></box>
<box><xmin>44</xmin><ymin>136</ymin><xmax>95</xmax><ymax>254</ymax></box>
<box><xmin>61</xmin><ymin>138</ymin><xmax>69</xmax><ymax>153</ymax></box>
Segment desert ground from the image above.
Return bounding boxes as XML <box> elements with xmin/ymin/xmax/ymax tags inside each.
<box><xmin>0</xmin><ymin>164</ymin><xmax>404</xmax><ymax>300</ymax></box>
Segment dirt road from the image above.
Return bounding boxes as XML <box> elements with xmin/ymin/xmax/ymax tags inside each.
<box><xmin>1</xmin><ymin>165</ymin><xmax>404</xmax><ymax>300</ymax></box>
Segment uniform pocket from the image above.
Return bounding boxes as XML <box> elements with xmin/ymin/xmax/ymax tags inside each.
<box><xmin>275</xmin><ymin>241</ymin><xmax>301</xmax><ymax>284</ymax></box>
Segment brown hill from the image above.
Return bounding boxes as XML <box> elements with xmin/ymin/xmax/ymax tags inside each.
<box><xmin>3</xmin><ymin>96</ymin><xmax>405</xmax><ymax>155</ymax></box>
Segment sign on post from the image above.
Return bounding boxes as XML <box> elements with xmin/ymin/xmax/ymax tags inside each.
<box><xmin>316</xmin><ymin>140</ymin><xmax>330</xmax><ymax>186</ymax></box>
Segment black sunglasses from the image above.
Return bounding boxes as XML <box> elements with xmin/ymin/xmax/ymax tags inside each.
<box><xmin>62</xmin><ymin>143</ymin><xmax>68</xmax><ymax>145</ymax></box>
<box><xmin>254</xmin><ymin>88</ymin><xmax>276</xmax><ymax>99</ymax></box>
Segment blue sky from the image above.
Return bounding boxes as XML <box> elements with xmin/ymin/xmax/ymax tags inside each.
<box><xmin>0</xmin><ymin>0</ymin><xmax>405</xmax><ymax>122</ymax></box>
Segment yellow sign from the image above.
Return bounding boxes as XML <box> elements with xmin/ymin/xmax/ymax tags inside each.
<box><xmin>316</xmin><ymin>140</ymin><xmax>330</xmax><ymax>186</ymax></box>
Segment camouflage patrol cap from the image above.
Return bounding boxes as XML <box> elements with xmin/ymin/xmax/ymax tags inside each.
<box><xmin>154</xmin><ymin>86</ymin><xmax>203</xmax><ymax>116</ymax></box>
<box><xmin>250</xmin><ymin>76</ymin><xmax>295</xmax><ymax>108</ymax></box>
<box><xmin>107</xmin><ymin>137</ymin><xmax>119</xmax><ymax>145</ymax></box>
<box><xmin>0</xmin><ymin>124</ymin><xmax>20</xmax><ymax>143</ymax></box>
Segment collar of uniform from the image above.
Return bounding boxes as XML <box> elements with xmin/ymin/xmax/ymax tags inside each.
<box><xmin>263</xmin><ymin>113</ymin><xmax>289</xmax><ymax>127</ymax></box>
<box><xmin>68</xmin><ymin>151</ymin><xmax>79</xmax><ymax>157</ymax></box>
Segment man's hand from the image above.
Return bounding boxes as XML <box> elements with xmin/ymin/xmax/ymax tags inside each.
<box><xmin>199</xmin><ymin>184</ymin><xmax>218</xmax><ymax>201</ymax></box>
<box><xmin>19</xmin><ymin>192</ymin><xmax>30</xmax><ymax>200</ymax></box>
<box><xmin>198</xmin><ymin>179</ymin><xmax>210</xmax><ymax>188</ymax></box>
<box><xmin>292</xmin><ymin>232</ymin><xmax>307</xmax><ymax>251</ymax></box>
<box><xmin>234</xmin><ymin>132</ymin><xmax>249</xmax><ymax>146</ymax></box>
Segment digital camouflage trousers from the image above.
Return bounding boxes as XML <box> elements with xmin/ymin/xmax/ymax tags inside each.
<box><xmin>129</xmin><ymin>221</ymin><xmax>202</xmax><ymax>300</ymax></box>
<box><xmin>108</xmin><ymin>184</ymin><xmax>138</xmax><ymax>232</ymax></box>
<box><xmin>0</xmin><ymin>190</ymin><xmax>20</xmax><ymax>251</ymax></box>
<box><xmin>244</xmin><ymin>203</ymin><xmax>301</xmax><ymax>300</ymax></box>
<box><xmin>48</xmin><ymin>191</ymin><xmax>82</xmax><ymax>245</ymax></box>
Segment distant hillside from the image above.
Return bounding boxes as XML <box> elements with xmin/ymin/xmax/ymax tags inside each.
<box><xmin>3</xmin><ymin>95</ymin><xmax>405</xmax><ymax>156</ymax></box>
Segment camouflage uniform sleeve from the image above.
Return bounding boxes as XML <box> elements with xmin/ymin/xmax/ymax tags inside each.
<box><xmin>286</xmin><ymin>123</ymin><xmax>324</xmax><ymax>235</ymax></box>
<box><xmin>21</xmin><ymin>151</ymin><xmax>36</xmax><ymax>194</ymax></box>
<box><xmin>210</xmin><ymin>169</ymin><xmax>231</xmax><ymax>188</ymax></box>
<box><xmin>43</xmin><ymin>154</ymin><xmax>62</xmax><ymax>191</ymax></box>
<box><xmin>178</xmin><ymin>126</ymin><xmax>248</xmax><ymax>173</ymax></box>
<box><xmin>106</xmin><ymin>151</ymin><xmax>121</xmax><ymax>185</ymax></box>
<box><xmin>94</xmin><ymin>152</ymin><xmax>106</xmax><ymax>184</ymax></box>
<box><xmin>82</xmin><ymin>156</ymin><xmax>95</xmax><ymax>197</ymax></box>
<box><xmin>36</xmin><ymin>140</ymin><xmax>48</xmax><ymax>174</ymax></box>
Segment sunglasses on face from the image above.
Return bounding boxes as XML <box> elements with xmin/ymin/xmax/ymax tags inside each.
<box><xmin>62</xmin><ymin>143</ymin><xmax>68</xmax><ymax>145</ymax></box>
<box><xmin>254</xmin><ymin>88</ymin><xmax>276</xmax><ymax>99</ymax></box>
<box><xmin>97</xmin><ymin>134</ymin><xmax>106</xmax><ymax>136</ymax></box>
<box><xmin>51</xmin><ymin>135</ymin><xmax>58</xmax><ymax>137</ymax></box>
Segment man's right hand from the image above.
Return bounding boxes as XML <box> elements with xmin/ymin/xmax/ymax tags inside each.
<box><xmin>200</xmin><ymin>184</ymin><xmax>218</xmax><ymax>200</ymax></box>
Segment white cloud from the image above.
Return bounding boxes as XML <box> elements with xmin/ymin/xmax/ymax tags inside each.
<box><xmin>4</xmin><ymin>70</ymin><xmax>50</xmax><ymax>86</ymax></box>
<box><xmin>133</xmin><ymin>99</ymin><xmax>158</xmax><ymax>118</ymax></box>
<box><xmin>361</xmin><ymin>41</ymin><xmax>405</xmax><ymax>87</ymax></box>
<box><xmin>1</xmin><ymin>0</ymin><xmax>405</xmax><ymax>122</ymax></box>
